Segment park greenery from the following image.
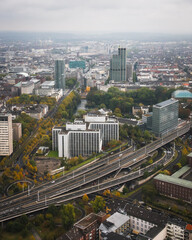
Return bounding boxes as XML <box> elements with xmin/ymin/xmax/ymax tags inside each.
<box><xmin>86</xmin><ymin>86</ymin><xmax>175</xmax><ymax>115</ymax></box>
<box><xmin>55</xmin><ymin>91</ymin><xmax>80</xmax><ymax>119</ymax></box>
<box><xmin>120</xmin><ymin>124</ymin><xmax>153</xmax><ymax>147</ymax></box>
<box><xmin>65</xmin><ymin>78</ymin><xmax>78</xmax><ymax>89</ymax></box>
<box><xmin>6</xmin><ymin>94</ymin><xmax>56</xmax><ymax>109</ymax></box>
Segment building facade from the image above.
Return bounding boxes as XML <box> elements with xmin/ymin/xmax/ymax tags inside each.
<box><xmin>154</xmin><ymin>166</ymin><xmax>192</xmax><ymax>202</ymax></box>
<box><xmin>110</xmin><ymin>48</ymin><xmax>126</xmax><ymax>82</ymax></box>
<box><xmin>85</xmin><ymin>114</ymin><xmax>119</xmax><ymax>145</ymax></box>
<box><xmin>0</xmin><ymin>114</ymin><xmax>13</xmax><ymax>156</ymax></box>
<box><xmin>12</xmin><ymin>122</ymin><xmax>22</xmax><ymax>141</ymax></box>
<box><xmin>152</xmin><ymin>98</ymin><xmax>178</xmax><ymax>136</ymax></box>
<box><xmin>89</xmin><ymin>121</ymin><xmax>119</xmax><ymax>145</ymax></box>
<box><xmin>69</xmin><ymin>60</ymin><xmax>86</xmax><ymax>69</ymax></box>
<box><xmin>55</xmin><ymin>60</ymin><xmax>65</xmax><ymax>90</ymax></box>
<box><xmin>58</xmin><ymin>130</ymin><xmax>102</xmax><ymax>158</ymax></box>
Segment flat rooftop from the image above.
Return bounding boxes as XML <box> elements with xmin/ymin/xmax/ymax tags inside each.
<box><xmin>154</xmin><ymin>98</ymin><xmax>178</xmax><ymax>108</ymax></box>
<box><xmin>74</xmin><ymin>213</ymin><xmax>98</xmax><ymax>230</ymax></box>
<box><xmin>172</xmin><ymin>166</ymin><xmax>191</xmax><ymax>178</ymax></box>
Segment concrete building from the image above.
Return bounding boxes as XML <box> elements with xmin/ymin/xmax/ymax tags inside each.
<box><xmin>21</xmin><ymin>81</ymin><xmax>34</xmax><ymax>94</ymax></box>
<box><xmin>99</xmin><ymin>212</ymin><xmax>130</xmax><ymax>236</ymax></box>
<box><xmin>152</xmin><ymin>98</ymin><xmax>178</xmax><ymax>136</ymax></box>
<box><xmin>52</xmin><ymin>126</ymin><xmax>65</xmax><ymax>151</ymax></box>
<box><xmin>85</xmin><ymin>113</ymin><xmax>119</xmax><ymax>145</ymax></box>
<box><xmin>166</xmin><ymin>219</ymin><xmax>186</xmax><ymax>240</ymax></box>
<box><xmin>110</xmin><ymin>48</ymin><xmax>126</xmax><ymax>82</ymax></box>
<box><xmin>0</xmin><ymin>114</ymin><xmax>13</xmax><ymax>156</ymax></box>
<box><xmin>58</xmin><ymin>128</ymin><xmax>102</xmax><ymax>158</ymax></box>
<box><xmin>55</xmin><ymin>60</ymin><xmax>65</xmax><ymax>90</ymax></box>
<box><xmin>35</xmin><ymin>81</ymin><xmax>63</xmax><ymax>101</ymax></box>
<box><xmin>12</xmin><ymin>123</ymin><xmax>22</xmax><ymax>141</ymax></box>
<box><xmin>127</xmin><ymin>63</ymin><xmax>133</xmax><ymax>82</ymax></box>
<box><xmin>53</xmin><ymin>114</ymin><xmax>119</xmax><ymax>158</ymax></box>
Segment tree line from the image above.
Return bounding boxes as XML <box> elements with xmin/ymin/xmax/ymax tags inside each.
<box><xmin>86</xmin><ymin>86</ymin><xmax>175</xmax><ymax>115</ymax></box>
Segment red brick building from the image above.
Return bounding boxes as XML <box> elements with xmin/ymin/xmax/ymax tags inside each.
<box><xmin>154</xmin><ymin>166</ymin><xmax>192</xmax><ymax>202</ymax></box>
<box><xmin>58</xmin><ymin>212</ymin><xmax>107</xmax><ymax>240</ymax></box>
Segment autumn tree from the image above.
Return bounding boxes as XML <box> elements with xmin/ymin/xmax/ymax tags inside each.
<box><xmin>82</xmin><ymin>194</ymin><xmax>89</xmax><ymax>203</ymax></box>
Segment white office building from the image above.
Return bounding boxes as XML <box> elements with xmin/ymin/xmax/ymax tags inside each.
<box><xmin>85</xmin><ymin>114</ymin><xmax>119</xmax><ymax>145</ymax></box>
<box><xmin>0</xmin><ymin>114</ymin><xmax>13</xmax><ymax>156</ymax></box>
<box><xmin>58</xmin><ymin>129</ymin><xmax>102</xmax><ymax>158</ymax></box>
<box><xmin>52</xmin><ymin>115</ymin><xmax>119</xmax><ymax>158</ymax></box>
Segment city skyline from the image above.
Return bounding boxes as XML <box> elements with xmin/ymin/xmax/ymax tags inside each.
<box><xmin>0</xmin><ymin>0</ymin><xmax>192</xmax><ymax>34</ymax></box>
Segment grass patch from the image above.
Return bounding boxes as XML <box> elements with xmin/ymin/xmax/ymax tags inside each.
<box><xmin>47</xmin><ymin>151</ymin><xmax>59</xmax><ymax>158</ymax></box>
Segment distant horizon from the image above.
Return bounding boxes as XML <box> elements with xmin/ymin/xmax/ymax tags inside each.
<box><xmin>0</xmin><ymin>31</ymin><xmax>192</xmax><ymax>42</ymax></box>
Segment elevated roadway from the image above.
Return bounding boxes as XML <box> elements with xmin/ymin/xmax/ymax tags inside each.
<box><xmin>0</xmin><ymin>122</ymin><xmax>190</xmax><ymax>222</ymax></box>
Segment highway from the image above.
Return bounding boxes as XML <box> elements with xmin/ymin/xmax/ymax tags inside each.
<box><xmin>0</xmin><ymin>121</ymin><xmax>190</xmax><ymax>222</ymax></box>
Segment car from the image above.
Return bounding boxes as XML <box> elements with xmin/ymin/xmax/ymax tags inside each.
<box><xmin>51</xmin><ymin>180</ymin><xmax>55</xmax><ymax>184</ymax></box>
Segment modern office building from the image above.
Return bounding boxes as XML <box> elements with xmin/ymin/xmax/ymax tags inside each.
<box><xmin>55</xmin><ymin>60</ymin><xmax>65</xmax><ymax>90</ymax></box>
<box><xmin>69</xmin><ymin>60</ymin><xmax>86</xmax><ymax>69</ymax></box>
<box><xmin>85</xmin><ymin>113</ymin><xmax>119</xmax><ymax>145</ymax></box>
<box><xmin>152</xmin><ymin>98</ymin><xmax>178</xmax><ymax>136</ymax></box>
<box><xmin>52</xmin><ymin>126</ymin><xmax>65</xmax><ymax>151</ymax></box>
<box><xmin>52</xmin><ymin>114</ymin><xmax>119</xmax><ymax>158</ymax></box>
<box><xmin>0</xmin><ymin>114</ymin><xmax>13</xmax><ymax>156</ymax></box>
<box><xmin>53</xmin><ymin>121</ymin><xmax>102</xmax><ymax>158</ymax></box>
<box><xmin>12</xmin><ymin>123</ymin><xmax>22</xmax><ymax>141</ymax></box>
<box><xmin>126</xmin><ymin>63</ymin><xmax>133</xmax><ymax>82</ymax></box>
<box><xmin>58</xmin><ymin>129</ymin><xmax>102</xmax><ymax>158</ymax></box>
<box><xmin>110</xmin><ymin>48</ymin><xmax>126</xmax><ymax>82</ymax></box>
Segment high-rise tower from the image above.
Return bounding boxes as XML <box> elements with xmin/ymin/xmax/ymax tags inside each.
<box><xmin>0</xmin><ymin>114</ymin><xmax>13</xmax><ymax>156</ymax></box>
<box><xmin>110</xmin><ymin>48</ymin><xmax>126</xmax><ymax>82</ymax></box>
<box><xmin>55</xmin><ymin>60</ymin><xmax>65</xmax><ymax>90</ymax></box>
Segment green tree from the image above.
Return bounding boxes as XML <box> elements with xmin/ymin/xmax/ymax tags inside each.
<box><xmin>47</xmin><ymin>204</ymin><xmax>58</xmax><ymax>217</ymax></box>
<box><xmin>61</xmin><ymin>204</ymin><xmax>76</xmax><ymax>230</ymax></box>
<box><xmin>142</xmin><ymin>183</ymin><xmax>157</xmax><ymax>202</ymax></box>
<box><xmin>91</xmin><ymin>196</ymin><xmax>106</xmax><ymax>213</ymax></box>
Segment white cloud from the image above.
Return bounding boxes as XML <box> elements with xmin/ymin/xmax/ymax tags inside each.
<box><xmin>0</xmin><ymin>0</ymin><xmax>192</xmax><ymax>34</ymax></box>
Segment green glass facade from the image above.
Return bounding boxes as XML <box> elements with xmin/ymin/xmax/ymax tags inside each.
<box><xmin>110</xmin><ymin>48</ymin><xmax>126</xmax><ymax>82</ymax></box>
<box><xmin>152</xmin><ymin>99</ymin><xmax>178</xmax><ymax>136</ymax></box>
<box><xmin>55</xmin><ymin>60</ymin><xmax>65</xmax><ymax>90</ymax></box>
<box><xmin>69</xmin><ymin>61</ymin><xmax>85</xmax><ymax>69</ymax></box>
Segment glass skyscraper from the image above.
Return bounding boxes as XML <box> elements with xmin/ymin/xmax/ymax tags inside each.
<box><xmin>110</xmin><ymin>48</ymin><xmax>126</xmax><ymax>82</ymax></box>
<box><xmin>55</xmin><ymin>60</ymin><xmax>65</xmax><ymax>90</ymax></box>
<box><xmin>152</xmin><ymin>99</ymin><xmax>178</xmax><ymax>136</ymax></box>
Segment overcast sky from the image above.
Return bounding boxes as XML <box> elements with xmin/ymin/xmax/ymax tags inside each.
<box><xmin>0</xmin><ymin>0</ymin><xmax>192</xmax><ymax>34</ymax></box>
